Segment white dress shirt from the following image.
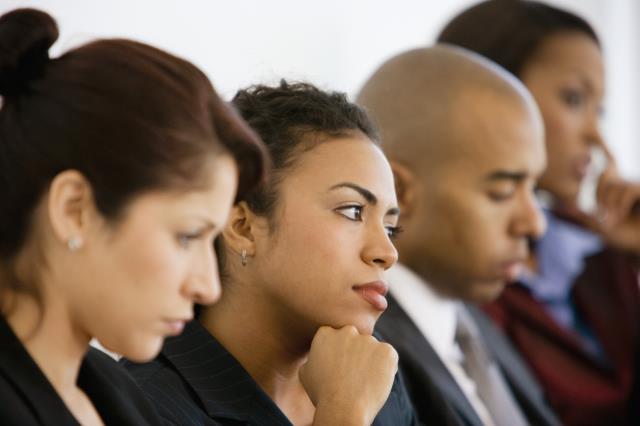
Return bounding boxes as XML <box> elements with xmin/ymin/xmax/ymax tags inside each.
<box><xmin>386</xmin><ymin>263</ymin><xmax>496</xmax><ymax>426</ymax></box>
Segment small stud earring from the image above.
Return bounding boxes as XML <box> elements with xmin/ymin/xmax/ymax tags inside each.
<box><xmin>67</xmin><ymin>236</ymin><xmax>83</xmax><ymax>252</ymax></box>
<box><xmin>241</xmin><ymin>249</ymin><xmax>248</xmax><ymax>266</ymax></box>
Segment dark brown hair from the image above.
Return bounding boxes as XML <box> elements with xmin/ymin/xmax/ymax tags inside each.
<box><xmin>0</xmin><ymin>9</ymin><xmax>268</xmax><ymax>306</ymax></box>
<box><xmin>437</xmin><ymin>0</ymin><xmax>600</xmax><ymax>78</ymax></box>
<box><xmin>232</xmin><ymin>80</ymin><xmax>379</xmax><ymax>219</ymax></box>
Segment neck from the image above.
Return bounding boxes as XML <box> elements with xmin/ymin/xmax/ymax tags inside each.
<box><xmin>5</xmin><ymin>289</ymin><xmax>90</xmax><ymax>397</ymax></box>
<box><xmin>200</xmin><ymin>281</ymin><xmax>315</xmax><ymax>419</ymax></box>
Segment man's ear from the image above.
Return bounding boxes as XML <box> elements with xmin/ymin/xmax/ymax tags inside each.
<box><xmin>47</xmin><ymin>170</ymin><xmax>96</xmax><ymax>250</ymax></box>
<box><xmin>222</xmin><ymin>201</ymin><xmax>261</xmax><ymax>257</ymax></box>
<box><xmin>391</xmin><ymin>160</ymin><xmax>418</xmax><ymax>219</ymax></box>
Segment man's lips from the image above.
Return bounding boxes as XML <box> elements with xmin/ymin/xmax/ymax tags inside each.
<box><xmin>499</xmin><ymin>258</ymin><xmax>526</xmax><ymax>282</ymax></box>
<box><xmin>353</xmin><ymin>281</ymin><xmax>389</xmax><ymax>311</ymax></box>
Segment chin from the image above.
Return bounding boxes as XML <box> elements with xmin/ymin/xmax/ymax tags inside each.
<box><xmin>469</xmin><ymin>280</ymin><xmax>506</xmax><ymax>304</ymax></box>
<box><xmin>341</xmin><ymin>312</ymin><xmax>379</xmax><ymax>336</ymax></box>
<box><xmin>110</xmin><ymin>336</ymin><xmax>164</xmax><ymax>363</ymax></box>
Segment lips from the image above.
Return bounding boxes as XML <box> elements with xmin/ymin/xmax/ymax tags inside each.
<box><xmin>353</xmin><ymin>281</ymin><xmax>389</xmax><ymax>311</ymax></box>
<box><xmin>164</xmin><ymin>317</ymin><xmax>191</xmax><ymax>336</ymax></box>
<box><xmin>499</xmin><ymin>259</ymin><xmax>526</xmax><ymax>282</ymax></box>
<box><xmin>573</xmin><ymin>155</ymin><xmax>592</xmax><ymax>180</ymax></box>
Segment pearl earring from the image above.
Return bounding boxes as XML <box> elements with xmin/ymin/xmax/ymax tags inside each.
<box><xmin>67</xmin><ymin>236</ymin><xmax>83</xmax><ymax>252</ymax></box>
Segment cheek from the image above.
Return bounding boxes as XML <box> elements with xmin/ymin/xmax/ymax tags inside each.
<box><xmin>540</xmin><ymin>102</ymin><xmax>583</xmax><ymax>160</ymax></box>
<box><xmin>107</xmin><ymin>230</ymin><xmax>185</xmax><ymax>308</ymax></box>
<box><xmin>264</xmin><ymin>216</ymin><xmax>356</xmax><ymax>307</ymax></box>
<box><xmin>446</xmin><ymin>198</ymin><xmax>506</xmax><ymax>263</ymax></box>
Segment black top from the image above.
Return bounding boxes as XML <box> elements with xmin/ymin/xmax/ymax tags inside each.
<box><xmin>0</xmin><ymin>315</ymin><xmax>161</xmax><ymax>426</ymax></box>
<box><xmin>122</xmin><ymin>320</ymin><xmax>418</xmax><ymax>425</ymax></box>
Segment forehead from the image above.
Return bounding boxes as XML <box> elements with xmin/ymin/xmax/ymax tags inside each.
<box><xmin>527</xmin><ymin>32</ymin><xmax>604</xmax><ymax>90</ymax></box>
<box><xmin>125</xmin><ymin>155</ymin><xmax>238</xmax><ymax>218</ymax></box>
<box><xmin>280</xmin><ymin>134</ymin><xmax>396</xmax><ymax>202</ymax></box>
<box><xmin>449</xmin><ymin>91</ymin><xmax>546</xmax><ymax>178</ymax></box>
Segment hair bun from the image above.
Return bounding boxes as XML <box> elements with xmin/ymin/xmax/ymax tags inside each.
<box><xmin>0</xmin><ymin>8</ymin><xmax>58</xmax><ymax>97</ymax></box>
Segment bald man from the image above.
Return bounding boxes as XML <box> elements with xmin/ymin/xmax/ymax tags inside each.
<box><xmin>358</xmin><ymin>45</ymin><xmax>560</xmax><ymax>426</ymax></box>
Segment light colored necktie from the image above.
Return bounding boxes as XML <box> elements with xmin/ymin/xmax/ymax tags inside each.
<box><xmin>455</xmin><ymin>307</ymin><xmax>529</xmax><ymax>426</ymax></box>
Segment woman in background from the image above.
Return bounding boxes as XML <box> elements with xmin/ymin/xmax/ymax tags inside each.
<box><xmin>0</xmin><ymin>8</ymin><xmax>267</xmax><ymax>425</ymax></box>
<box><xmin>124</xmin><ymin>81</ymin><xmax>418</xmax><ymax>425</ymax></box>
<box><xmin>438</xmin><ymin>1</ymin><xmax>640</xmax><ymax>424</ymax></box>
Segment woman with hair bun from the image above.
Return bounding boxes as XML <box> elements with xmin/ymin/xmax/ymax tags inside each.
<box><xmin>0</xmin><ymin>8</ymin><xmax>267</xmax><ymax>425</ymax></box>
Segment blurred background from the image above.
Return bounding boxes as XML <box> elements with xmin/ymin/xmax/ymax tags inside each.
<box><xmin>2</xmin><ymin>0</ymin><xmax>638</xmax><ymax>178</ymax></box>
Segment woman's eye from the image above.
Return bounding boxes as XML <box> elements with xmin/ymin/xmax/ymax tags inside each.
<box><xmin>177</xmin><ymin>233</ymin><xmax>201</xmax><ymax>249</ymax></box>
<box><xmin>560</xmin><ymin>88</ymin><xmax>585</xmax><ymax>109</ymax></box>
<box><xmin>386</xmin><ymin>225</ymin><xmax>404</xmax><ymax>240</ymax></box>
<box><xmin>336</xmin><ymin>205</ymin><xmax>363</xmax><ymax>221</ymax></box>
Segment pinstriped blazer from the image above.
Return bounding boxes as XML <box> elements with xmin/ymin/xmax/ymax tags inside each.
<box><xmin>122</xmin><ymin>320</ymin><xmax>418</xmax><ymax>425</ymax></box>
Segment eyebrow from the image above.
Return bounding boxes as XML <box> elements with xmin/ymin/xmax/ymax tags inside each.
<box><xmin>485</xmin><ymin>170</ymin><xmax>528</xmax><ymax>183</ymax></box>
<box><xmin>192</xmin><ymin>216</ymin><xmax>217</xmax><ymax>231</ymax></box>
<box><xmin>329</xmin><ymin>182</ymin><xmax>400</xmax><ymax>216</ymax></box>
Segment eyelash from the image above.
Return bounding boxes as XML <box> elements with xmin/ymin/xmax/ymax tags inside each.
<box><xmin>488</xmin><ymin>191</ymin><xmax>514</xmax><ymax>202</ymax></box>
<box><xmin>386</xmin><ymin>225</ymin><xmax>404</xmax><ymax>240</ymax></box>
<box><xmin>560</xmin><ymin>88</ymin><xmax>584</xmax><ymax>107</ymax></box>
<box><xmin>177</xmin><ymin>232</ymin><xmax>204</xmax><ymax>249</ymax></box>
<box><xmin>335</xmin><ymin>205</ymin><xmax>403</xmax><ymax>239</ymax></box>
<box><xmin>336</xmin><ymin>205</ymin><xmax>364</xmax><ymax>221</ymax></box>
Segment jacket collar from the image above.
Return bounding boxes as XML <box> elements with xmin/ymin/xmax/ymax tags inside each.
<box><xmin>0</xmin><ymin>315</ymin><xmax>79</xmax><ymax>425</ymax></box>
<box><xmin>159</xmin><ymin>320</ymin><xmax>292</xmax><ymax>425</ymax></box>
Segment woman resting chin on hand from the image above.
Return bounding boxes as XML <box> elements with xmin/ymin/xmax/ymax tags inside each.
<box><xmin>123</xmin><ymin>81</ymin><xmax>417</xmax><ymax>426</ymax></box>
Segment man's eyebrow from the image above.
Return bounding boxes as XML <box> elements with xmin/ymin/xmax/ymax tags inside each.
<box><xmin>485</xmin><ymin>170</ymin><xmax>528</xmax><ymax>183</ymax></box>
<box><xmin>329</xmin><ymin>182</ymin><xmax>377</xmax><ymax>205</ymax></box>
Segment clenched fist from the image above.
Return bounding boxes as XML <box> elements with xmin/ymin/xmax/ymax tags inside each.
<box><xmin>300</xmin><ymin>325</ymin><xmax>398</xmax><ymax>426</ymax></box>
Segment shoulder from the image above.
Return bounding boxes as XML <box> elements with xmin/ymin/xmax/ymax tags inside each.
<box><xmin>120</xmin><ymin>355</ymin><xmax>210</xmax><ymax>425</ymax></box>
<box><xmin>0</xmin><ymin>375</ymin><xmax>41</xmax><ymax>426</ymax></box>
<box><xmin>85</xmin><ymin>348</ymin><xmax>148</xmax><ymax>394</ymax></box>
<box><xmin>83</xmin><ymin>348</ymin><xmax>165</xmax><ymax>425</ymax></box>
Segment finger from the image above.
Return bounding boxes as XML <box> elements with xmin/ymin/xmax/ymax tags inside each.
<box><xmin>554</xmin><ymin>204</ymin><xmax>601</xmax><ymax>232</ymax></box>
<box><xmin>598</xmin><ymin>180</ymin><xmax>624</xmax><ymax>224</ymax></box>
<box><xmin>618</xmin><ymin>183</ymin><xmax>640</xmax><ymax>218</ymax></box>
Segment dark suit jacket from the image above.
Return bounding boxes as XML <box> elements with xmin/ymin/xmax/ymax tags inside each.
<box><xmin>122</xmin><ymin>320</ymin><xmax>418</xmax><ymax>425</ymax></box>
<box><xmin>486</xmin><ymin>248</ymin><xmax>640</xmax><ymax>425</ymax></box>
<box><xmin>0</xmin><ymin>315</ymin><xmax>161</xmax><ymax>426</ymax></box>
<box><xmin>375</xmin><ymin>295</ymin><xmax>559</xmax><ymax>426</ymax></box>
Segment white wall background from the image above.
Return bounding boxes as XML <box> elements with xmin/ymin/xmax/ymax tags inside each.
<box><xmin>2</xmin><ymin>0</ymin><xmax>638</xmax><ymax>178</ymax></box>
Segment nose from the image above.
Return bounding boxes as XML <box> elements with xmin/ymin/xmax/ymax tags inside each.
<box><xmin>511</xmin><ymin>190</ymin><xmax>547</xmax><ymax>240</ymax></box>
<box><xmin>584</xmin><ymin>107</ymin><xmax>605</xmax><ymax>149</ymax></box>
<box><xmin>361</xmin><ymin>222</ymin><xmax>399</xmax><ymax>271</ymax></box>
<box><xmin>183</xmin><ymin>243</ymin><xmax>222</xmax><ymax>306</ymax></box>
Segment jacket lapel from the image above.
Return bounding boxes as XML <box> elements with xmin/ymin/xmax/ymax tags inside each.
<box><xmin>377</xmin><ymin>296</ymin><xmax>483</xmax><ymax>426</ymax></box>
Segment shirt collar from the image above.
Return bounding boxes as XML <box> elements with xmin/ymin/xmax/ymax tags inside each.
<box><xmin>385</xmin><ymin>263</ymin><xmax>459</xmax><ymax>361</ymax></box>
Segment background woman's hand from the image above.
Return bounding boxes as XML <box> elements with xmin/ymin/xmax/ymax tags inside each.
<box><xmin>594</xmin><ymin>175</ymin><xmax>640</xmax><ymax>254</ymax></box>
